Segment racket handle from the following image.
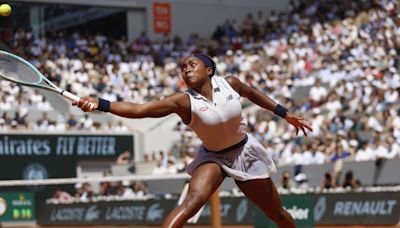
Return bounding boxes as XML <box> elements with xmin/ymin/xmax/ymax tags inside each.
<box><xmin>61</xmin><ymin>91</ymin><xmax>96</xmax><ymax>110</ymax></box>
<box><xmin>61</xmin><ymin>90</ymin><xmax>80</xmax><ymax>102</ymax></box>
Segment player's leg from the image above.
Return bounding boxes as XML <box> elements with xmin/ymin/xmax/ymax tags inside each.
<box><xmin>162</xmin><ymin>163</ymin><xmax>226</xmax><ymax>228</ymax></box>
<box><xmin>235</xmin><ymin>178</ymin><xmax>296</xmax><ymax>228</ymax></box>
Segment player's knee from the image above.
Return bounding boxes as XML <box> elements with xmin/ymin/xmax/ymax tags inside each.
<box><xmin>183</xmin><ymin>192</ymin><xmax>208</xmax><ymax>213</ymax></box>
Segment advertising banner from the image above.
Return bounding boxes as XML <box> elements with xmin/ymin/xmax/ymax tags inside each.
<box><xmin>38</xmin><ymin>197</ymin><xmax>254</xmax><ymax>226</ymax></box>
<box><xmin>197</xmin><ymin>197</ymin><xmax>254</xmax><ymax>225</ymax></box>
<box><xmin>0</xmin><ymin>192</ymin><xmax>35</xmax><ymax>222</ymax></box>
<box><xmin>38</xmin><ymin>199</ymin><xmax>176</xmax><ymax>225</ymax></box>
<box><xmin>38</xmin><ymin>192</ymin><xmax>400</xmax><ymax>226</ymax></box>
<box><xmin>0</xmin><ymin>134</ymin><xmax>133</xmax><ymax>159</ymax></box>
<box><xmin>0</xmin><ymin>133</ymin><xmax>134</xmax><ymax>181</ymax></box>
<box><xmin>254</xmin><ymin>194</ymin><xmax>314</xmax><ymax>228</ymax></box>
<box><xmin>153</xmin><ymin>2</ymin><xmax>171</xmax><ymax>33</ymax></box>
<box><xmin>314</xmin><ymin>192</ymin><xmax>400</xmax><ymax>225</ymax></box>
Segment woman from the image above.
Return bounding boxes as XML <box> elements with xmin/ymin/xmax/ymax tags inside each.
<box><xmin>74</xmin><ymin>54</ymin><xmax>312</xmax><ymax>228</ymax></box>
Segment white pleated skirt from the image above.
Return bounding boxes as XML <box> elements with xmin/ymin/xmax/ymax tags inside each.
<box><xmin>186</xmin><ymin>133</ymin><xmax>277</xmax><ymax>181</ymax></box>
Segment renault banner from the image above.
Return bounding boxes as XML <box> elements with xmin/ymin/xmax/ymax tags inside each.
<box><xmin>314</xmin><ymin>192</ymin><xmax>400</xmax><ymax>225</ymax></box>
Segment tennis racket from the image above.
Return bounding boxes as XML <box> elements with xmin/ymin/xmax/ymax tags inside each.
<box><xmin>0</xmin><ymin>50</ymin><xmax>92</xmax><ymax>106</ymax></box>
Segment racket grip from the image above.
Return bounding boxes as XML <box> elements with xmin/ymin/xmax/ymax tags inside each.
<box><xmin>61</xmin><ymin>91</ymin><xmax>80</xmax><ymax>102</ymax></box>
<box><xmin>62</xmin><ymin>91</ymin><xmax>96</xmax><ymax>110</ymax></box>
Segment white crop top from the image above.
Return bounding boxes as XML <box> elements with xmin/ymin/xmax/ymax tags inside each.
<box><xmin>186</xmin><ymin>76</ymin><xmax>247</xmax><ymax>151</ymax></box>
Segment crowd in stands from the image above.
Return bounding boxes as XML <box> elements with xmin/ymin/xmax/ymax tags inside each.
<box><xmin>277</xmin><ymin>168</ymin><xmax>363</xmax><ymax>195</ymax></box>
<box><xmin>2</xmin><ymin>0</ymin><xmax>400</xmax><ymax>192</ymax></box>
<box><xmin>167</xmin><ymin>0</ymin><xmax>400</xmax><ymax>176</ymax></box>
<box><xmin>50</xmin><ymin>176</ymin><xmax>150</xmax><ymax>203</ymax></box>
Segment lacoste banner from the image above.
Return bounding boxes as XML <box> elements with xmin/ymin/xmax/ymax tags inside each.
<box><xmin>314</xmin><ymin>192</ymin><xmax>400</xmax><ymax>225</ymax></box>
<box><xmin>38</xmin><ymin>197</ymin><xmax>254</xmax><ymax>226</ymax></box>
<box><xmin>37</xmin><ymin>199</ymin><xmax>176</xmax><ymax>225</ymax></box>
<box><xmin>254</xmin><ymin>194</ymin><xmax>314</xmax><ymax>228</ymax></box>
<box><xmin>196</xmin><ymin>197</ymin><xmax>254</xmax><ymax>225</ymax></box>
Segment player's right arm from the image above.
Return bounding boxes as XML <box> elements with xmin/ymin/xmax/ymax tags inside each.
<box><xmin>74</xmin><ymin>92</ymin><xmax>191</xmax><ymax>124</ymax></box>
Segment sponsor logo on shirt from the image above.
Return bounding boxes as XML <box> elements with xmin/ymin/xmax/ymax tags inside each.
<box><xmin>199</xmin><ymin>107</ymin><xmax>208</xmax><ymax>112</ymax></box>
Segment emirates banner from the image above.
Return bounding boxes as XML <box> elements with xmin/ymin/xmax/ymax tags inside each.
<box><xmin>0</xmin><ymin>134</ymin><xmax>133</xmax><ymax>158</ymax></box>
<box><xmin>0</xmin><ymin>133</ymin><xmax>134</xmax><ymax>181</ymax></box>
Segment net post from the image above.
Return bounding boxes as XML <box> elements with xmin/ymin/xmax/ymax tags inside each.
<box><xmin>210</xmin><ymin>187</ymin><xmax>222</xmax><ymax>228</ymax></box>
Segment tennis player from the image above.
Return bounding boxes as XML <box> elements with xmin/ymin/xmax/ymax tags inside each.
<box><xmin>74</xmin><ymin>54</ymin><xmax>312</xmax><ymax>228</ymax></box>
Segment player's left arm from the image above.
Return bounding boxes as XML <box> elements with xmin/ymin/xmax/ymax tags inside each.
<box><xmin>225</xmin><ymin>75</ymin><xmax>313</xmax><ymax>136</ymax></box>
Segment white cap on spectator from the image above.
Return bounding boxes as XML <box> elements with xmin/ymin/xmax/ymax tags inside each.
<box><xmin>165</xmin><ymin>62</ymin><xmax>177</xmax><ymax>72</ymax></box>
<box><xmin>122</xmin><ymin>180</ymin><xmax>130</xmax><ymax>186</ymax></box>
<box><xmin>282</xmin><ymin>132</ymin><xmax>291</xmax><ymax>140</ymax></box>
<box><xmin>313</xmin><ymin>108</ymin><xmax>321</xmax><ymax>115</ymax></box>
<box><xmin>272</xmin><ymin>138</ymin><xmax>281</xmax><ymax>144</ymax></box>
<box><xmin>75</xmin><ymin>183</ymin><xmax>82</xmax><ymax>189</ymax></box>
<box><xmin>349</xmin><ymin>140</ymin><xmax>358</xmax><ymax>147</ymax></box>
<box><xmin>11</xmin><ymin>120</ymin><xmax>17</xmax><ymax>127</ymax></box>
<box><xmin>294</xmin><ymin>173</ymin><xmax>308</xmax><ymax>182</ymax></box>
<box><xmin>249</xmin><ymin>55</ymin><xmax>260</xmax><ymax>63</ymax></box>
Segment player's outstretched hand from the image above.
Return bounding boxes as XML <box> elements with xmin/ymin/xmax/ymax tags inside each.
<box><xmin>284</xmin><ymin>113</ymin><xmax>313</xmax><ymax>136</ymax></box>
<box><xmin>72</xmin><ymin>97</ymin><xmax>98</xmax><ymax>112</ymax></box>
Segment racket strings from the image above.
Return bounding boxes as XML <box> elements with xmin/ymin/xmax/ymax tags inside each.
<box><xmin>0</xmin><ymin>53</ymin><xmax>42</xmax><ymax>84</ymax></box>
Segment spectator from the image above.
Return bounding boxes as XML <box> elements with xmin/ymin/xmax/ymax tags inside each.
<box><xmin>66</xmin><ymin>115</ymin><xmax>78</xmax><ymax>129</ymax></box>
<box><xmin>376</xmin><ymin>136</ymin><xmax>399</xmax><ymax>160</ymax></box>
<box><xmin>0</xmin><ymin>119</ymin><xmax>7</xmax><ymax>132</ymax></box>
<box><xmin>79</xmin><ymin>114</ymin><xmax>94</xmax><ymax>130</ymax></box>
<box><xmin>309</xmin><ymin>79</ymin><xmax>328</xmax><ymax>108</ymax></box>
<box><xmin>74</xmin><ymin>183</ymin><xmax>83</xmax><ymax>199</ymax></box>
<box><xmin>342</xmin><ymin>170</ymin><xmax>361</xmax><ymax>189</ymax></box>
<box><xmin>331</xmin><ymin>142</ymin><xmax>352</xmax><ymax>162</ymax></box>
<box><xmin>294</xmin><ymin>173</ymin><xmax>308</xmax><ymax>190</ymax></box>
<box><xmin>37</xmin><ymin>97</ymin><xmax>53</xmax><ymax>111</ymax></box>
<box><xmin>152</xmin><ymin>160</ymin><xmax>167</xmax><ymax>175</ymax></box>
<box><xmin>280</xmin><ymin>171</ymin><xmax>295</xmax><ymax>190</ymax></box>
<box><xmin>30</xmin><ymin>90</ymin><xmax>43</xmax><ymax>104</ymax></box>
<box><xmin>309</xmin><ymin>142</ymin><xmax>326</xmax><ymax>165</ymax></box>
<box><xmin>121</xmin><ymin>180</ymin><xmax>136</xmax><ymax>198</ymax></box>
<box><xmin>355</xmin><ymin>142</ymin><xmax>375</xmax><ymax>161</ymax></box>
<box><xmin>114</xmin><ymin>120</ymin><xmax>129</xmax><ymax>131</ymax></box>
<box><xmin>34</xmin><ymin>113</ymin><xmax>50</xmax><ymax>130</ymax></box>
<box><xmin>321</xmin><ymin>172</ymin><xmax>336</xmax><ymax>190</ymax></box>
<box><xmin>0</xmin><ymin>96</ymin><xmax>11</xmax><ymax>111</ymax></box>
<box><xmin>53</xmin><ymin>189</ymin><xmax>73</xmax><ymax>203</ymax></box>
<box><xmin>116</xmin><ymin>151</ymin><xmax>133</xmax><ymax>165</ymax></box>
<box><xmin>133</xmin><ymin>181</ymin><xmax>149</xmax><ymax>198</ymax></box>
